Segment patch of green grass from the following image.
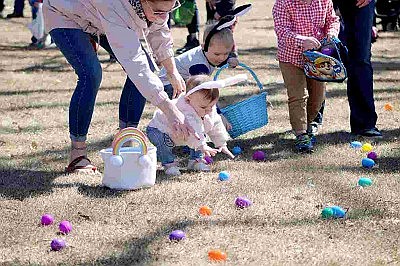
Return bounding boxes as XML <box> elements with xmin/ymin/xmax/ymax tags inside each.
<box><xmin>347</xmin><ymin>208</ymin><xmax>383</xmax><ymax>220</ymax></box>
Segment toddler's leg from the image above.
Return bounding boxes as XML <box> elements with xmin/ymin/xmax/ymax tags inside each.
<box><xmin>187</xmin><ymin>148</ymin><xmax>210</xmax><ymax>172</ymax></box>
<box><xmin>306</xmin><ymin>79</ymin><xmax>326</xmax><ymax>125</ymax></box>
<box><xmin>146</xmin><ymin>127</ymin><xmax>176</xmax><ymax>164</ymax></box>
<box><xmin>279</xmin><ymin>62</ymin><xmax>308</xmax><ymax>135</ymax></box>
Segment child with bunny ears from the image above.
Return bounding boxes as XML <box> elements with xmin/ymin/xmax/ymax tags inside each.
<box><xmin>147</xmin><ymin>74</ymin><xmax>245</xmax><ymax>176</ymax></box>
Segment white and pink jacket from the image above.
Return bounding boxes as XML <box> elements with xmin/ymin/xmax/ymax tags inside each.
<box><xmin>43</xmin><ymin>0</ymin><xmax>173</xmax><ymax>106</ymax></box>
<box><xmin>148</xmin><ymin>96</ymin><xmax>230</xmax><ymax>150</ymax></box>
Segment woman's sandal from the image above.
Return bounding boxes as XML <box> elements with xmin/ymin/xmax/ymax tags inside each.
<box><xmin>65</xmin><ymin>155</ymin><xmax>98</xmax><ymax>174</ymax></box>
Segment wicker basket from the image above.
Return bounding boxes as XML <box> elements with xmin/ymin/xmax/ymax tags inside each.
<box><xmin>214</xmin><ymin>63</ymin><xmax>268</xmax><ymax>138</ymax></box>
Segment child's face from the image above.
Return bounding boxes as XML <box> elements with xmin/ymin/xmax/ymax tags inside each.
<box><xmin>185</xmin><ymin>91</ymin><xmax>218</xmax><ymax>118</ymax></box>
<box><xmin>204</xmin><ymin>39</ymin><xmax>233</xmax><ymax>66</ymax></box>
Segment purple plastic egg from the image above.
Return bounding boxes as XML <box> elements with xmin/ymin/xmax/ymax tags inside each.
<box><xmin>204</xmin><ymin>156</ymin><xmax>213</xmax><ymax>165</ymax></box>
<box><xmin>321</xmin><ymin>47</ymin><xmax>334</xmax><ymax>56</ymax></box>
<box><xmin>169</xmin><ymin>230</ymin><xmax>186</xmax><ymax>241</ymax></box>
<box><xmin>50</xmin><ymin>238</ymin><xmax>66</xmax><ymax>251</ymax></box>
<box><xmin>367</xmin><ymin>151</ymin><xmax>378</xmax><ymax>160</ymax></box>
<box><xmin>59</xmin><ymin>220</ymin><xmax>72</xmax><ymax>234</ymax></box>
<box><xmin>41</xmin><ymin>214</ymin><xmax>54</xmax><ymax>226</ymax></box>
<box><xmin>235</xmin><ymin>197</ymin><xmax>252</xmax><ymax>208</ymax></box>
<box><xmin>252</xmin><ymin>151</ymin><xmax>265</xmax><ymax>161</ymax></box>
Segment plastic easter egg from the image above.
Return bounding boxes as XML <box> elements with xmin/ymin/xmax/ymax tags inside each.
<box><xmin>331</xmin><ymin>206</ymin><xmax>346</xmax><ymax>218</ymax></box>
<box><xmin>204</xmin><ymin>156</ymin><xmax>213</xmax><ymax>165</ymax></box>
<box><xmin>232</xmin><ymin>146</ymin><xmax>242</xmax><ymax>156</ymax></box>
<box><xmin>50</xmin><ymin>238</ymin><xmax>66</xmax><ymax>251</ymax></box>
<box><xmin>361</xmin><ymin>143</ymin><xmax>373</xmax><ymax>152</ymax></box>
<box><xmin>252</xmin><ymin>150</ymin><xmax>265</xmax><ymax>161</ymax></box>
<box><xmin>350</xmin><ymin>141</ymin><xmax>362</xmax><ymax>149</ymax></box>
<box><xmin>208</xmin><ymin>249</ymin><xmax>227</xmax><ymax>261</ymax></box>
<box><xmin>321</xmin><ymin>207</ymin><xmax>333</xmax><ymax>219</ymax></box>
<box><xmin>358</xmin><ymin>177</ymin><xmax>373</xmax><ymax>187</ymax></box>
<box><xmin>199</xmin><ymin>206</ymin><xmax>212</xmax><ymax>216</ymax></box>
<box><xmin>362</xmin><ymin>158</ymin><xmax>375</xmax><ymax>169</ymax></box>
<box><xmin>218</xmin><ymin>171</ymin><xmax>230</xmax><ymax>181</ymax></box>
<box><xmin>367</xmin><ymin>151</ymin><xmax>378</xmax><ymax>160</ymax></box>
<box><xmin>41</xmin><ymin>214</ymin><xmax>54</xmax><ymax>226</ymax></box>
<box><xmin>59</xmin><ymin>220</ymin><xmax>72</xmax><ymax>234</ymax></box>
<box><xmin>169</xmin><ymin>230</ymin><xmax>186</xmax><ymax>241</ymax></box>
<box><xmin>384</xmin><ymin>103</ymin><xmax>393</xmax><ymax>111</ymax></box>
<box><xmin>235</xmin><ymin>197</ymin><xmax>252</xmax><ymax>208</ymax></box>
<box><xmin>321</xmin><ymin>47</ymin><xmax>334</xmax><ymax>56</ymax></box>
<box><xmin>110</xmin><ymin>155</ymin><xmax>123</xmax><ymax>167</ymax></box>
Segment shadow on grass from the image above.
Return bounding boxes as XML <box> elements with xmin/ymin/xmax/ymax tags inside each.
<box><xmin>0</xmin><ymin>86</ymin><xmax>121</xmax><ymax>97</ymax></box>
<box><xmin>84</xmin><ymin>219</ymin><xmax>195</xmax><ymax>265</ymax></box>
<box><xmin>0</xmin><ymin>168</ymin><xmax>64</xmax><ymax>200</ymax></box>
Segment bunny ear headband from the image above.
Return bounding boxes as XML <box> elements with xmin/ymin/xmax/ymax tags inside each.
<box><xmin>185</xmin><ymin>74</ymin><xmax>248</xmax><ymax>96</ymax></box>
<box><xmin>203</xmin><ymin>4</ymin><xmax>252</xmax><ymax>52</ymax></box>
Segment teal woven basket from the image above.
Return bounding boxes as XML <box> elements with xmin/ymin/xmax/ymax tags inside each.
<box><xmin>214</xmin><ymin>63</ymin><xmax>268</xmax><ymax>138</ymax></box>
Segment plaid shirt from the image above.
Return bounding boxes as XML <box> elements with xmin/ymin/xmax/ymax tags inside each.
<box><xmin>273</xmin><ymin>0</ymin><xmax>340</xmax><ymax>68</ymax></box>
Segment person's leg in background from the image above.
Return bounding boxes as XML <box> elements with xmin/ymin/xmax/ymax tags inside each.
<box><xmin>176</xmin><ymin>0</ymin><xmax>200</xmax><ymax>55</ymax></box>
<box><xmin>6</xmin><ymin>0</ymin><xmax>24</xmax><ymax>18</ymax></box>
<box><xmin>0</xmin><ymin>0</ymin><xmax>5</xmax><ymax>18</ymax></box>
<box><xmin>306</xmin><ymin>78</ymin><xmax>326</xmax><ymax>139</ymax></box>
<box><xmin>50</xmin><ymin>28</ymin><xmax>102</xmax><ymax>172</ymax></box>
<box><xmin>337</xmin><ymin>0</ymin><xmax>381</xmax><ymax>138</ymax></box>
<box><xmin>206</xmin><ymin>0</ymin><xmax>216</xmax><ymax>24</ymax></box>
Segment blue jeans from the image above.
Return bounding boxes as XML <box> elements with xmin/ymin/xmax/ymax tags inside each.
<box><xmin>336</xmin><ymin>0</ymin><xmax>378</xmax><ymax>133</ymax></box>
<box><xmin>49</xmin><ymin>28</ymin><xmax>152</xmax><ymax>141</ymax></box>
<box><xmin>146</xmin><ymin>127</ymin><xmax>202</xmax><ymax>165</ymax></box>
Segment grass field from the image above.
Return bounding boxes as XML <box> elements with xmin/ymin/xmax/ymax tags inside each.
<box><xmin>1</xmin><ymin>0</ymin><xmax>400</xmax><ymax>265</ymax></box>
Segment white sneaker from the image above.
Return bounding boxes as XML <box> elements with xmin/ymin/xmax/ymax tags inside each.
<box><xmin>187</xmin><ymin>160</ymin><xmax>211</xmax><ymax>172</ymax></box>
<box><xmin>165</xmin><ymin>165</ymin><xmax>181</xmax><ymax>176</ymax></box>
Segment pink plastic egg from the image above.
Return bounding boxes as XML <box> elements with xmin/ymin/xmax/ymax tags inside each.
<box><xmin>59</xmin><ymin>220</ymin><xmax>72</xmax><ymax>234</ymax></box>
<box><xmin>41</xmin><ymin>214</ymin><xmax>54</xmax><ymax>226</ymax></box>
<box><xmin>252</xmin><ymin>151</ymin><xmax>265</xmax><ymax>161</ymax></box>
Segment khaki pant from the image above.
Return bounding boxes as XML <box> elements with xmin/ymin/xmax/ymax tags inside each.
<box><xmin>279</xmin><ymin>62</ymin><xmax>326</xmax><ymax>134</ymax></box>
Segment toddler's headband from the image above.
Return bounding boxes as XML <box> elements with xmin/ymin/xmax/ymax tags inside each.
<box><xmin>185</xmin><ymin>74</ymin><xmax>248</xmax><ymax>96</ymax></box>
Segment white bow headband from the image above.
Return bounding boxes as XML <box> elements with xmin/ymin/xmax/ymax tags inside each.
<box><xmin>185</xmin><ymin>74</ymin><xmax>248</xmax><ymax>96</ymax></box>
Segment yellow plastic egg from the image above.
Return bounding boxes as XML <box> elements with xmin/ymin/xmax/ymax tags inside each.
<box><xmin>362</xmin><ymin>143</ymin><xmax>373</xmax><ymax>152</ymax></box>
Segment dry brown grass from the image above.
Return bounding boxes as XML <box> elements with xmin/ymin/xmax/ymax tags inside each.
<box><xmin>1</xmin><ymin>0</ymin><xmax>400</xmax><ymax>265</ymax></box>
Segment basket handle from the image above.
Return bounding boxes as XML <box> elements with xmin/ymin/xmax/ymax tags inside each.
<box><xmin>213</xmin><ymin>62</ymin><xmax>263</xmax><ymax>91</ymax></box>
<box><xmin>112</xmin><ymin>133</ymin><xmax>148</xmax><ymax>156</ymax></box>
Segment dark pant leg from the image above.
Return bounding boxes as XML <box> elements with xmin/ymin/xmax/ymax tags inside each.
<box><xmin>337</xmin><ymin>0</ymin><xmax>377</xmax><ymax>133</ymax></box>
<box><xmin>206</xmin><ymin>1</ymin><xmax>215</xmax><ymax>21</ymax></box>
<box><xmin>97</xmin><ymin>35</ymin><xmax>154</xmax><ymax>128</ymax></box>
<box><xmin>187</xmin><ymin>0</ymin><xmax>199</xmax><ymax>34</ymax></box>
<box><xmin>50</xmin><ymin>29</ymin><xmax>102</xmax><ymax>141</ymax></box>
<box><xmin>13</xmin><ymin>0</ymin><xmax>24</xmax><ymax>15</ymax></box>
<box><xmin>0</xmin><ymin>0</ymin><xmax>5</xmax><ymax>12</ymax></box>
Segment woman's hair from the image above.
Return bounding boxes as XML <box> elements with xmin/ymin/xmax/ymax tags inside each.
<box><xmin>203</xmin><ymin>24</ymin><xmax>234</xmax><ymax>48</ymax></box>
<box><xmin>186</xmin><ymin>75</ymin><xmax>219</xmax><ymax>102</ymax></box>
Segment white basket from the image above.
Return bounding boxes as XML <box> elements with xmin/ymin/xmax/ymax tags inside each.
<box><xmin>100</xmin><ymin>128</ymin><xmax>157</xmax><ymax>190</ymax></box>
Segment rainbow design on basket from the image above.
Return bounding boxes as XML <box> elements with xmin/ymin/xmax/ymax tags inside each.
<box><xmin>112</xmin><ymin>127</ymin><xmax>148</xmax><ymax>148</ymax></box>
<box><xmin>110</xmin><ymin>132</ymin><xmax>151</xmax><ymax>167</ymax></box>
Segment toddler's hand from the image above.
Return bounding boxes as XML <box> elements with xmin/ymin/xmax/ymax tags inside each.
<box><xmin>302</xmin><ymin>37</ymin><xmax>321</xmax><ymax>51</ymax></box>
<box><xmin>220</xmin><ymin>114</ymin><xmax>232</xmax><ymax>131</ymax></box>
<box><xmin>227</xmin><ymin>57</ymin><xmax>239</xmax><ymax>68</ymax></box>
<box><xmin>218</xmin><ymin>146</ymin><xmax>235</xmax><ymax>159</ymax></box>
<box><xmin>200</xmin><ymin>145</ymin><xmax>219</xmax><ymax>157</ymax></box>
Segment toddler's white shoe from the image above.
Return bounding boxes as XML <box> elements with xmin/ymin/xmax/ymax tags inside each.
<box><xmin>165</xmin><ymin>165</ymin><xmax>181</xmax><ymax>176</ymax></box>
<box><xmin>187</xmin><ymin>159</ymin><xmax>211</xmax><ymax>172</ymax></box>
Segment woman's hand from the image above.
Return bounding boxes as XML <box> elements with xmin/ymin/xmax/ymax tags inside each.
<box><xmin>167</xmin><ymin>71</ymin><xmax>186</xmax><ymax>98</ymax></box>
<box><xmin>356</xmin><ymin>0</ymin><xmax>371</xmax><ymax>8</ymax></box>
<box><xmin>302</xmin><ymin>37</ymin><xmax>321</xmax><ymax>51</ymax></box>
<box><xmin>218</xmin><ymin>146</ymin><xmax>235</xmax><ymax>159</ymax></box>
<box><xmin>157</xmin><ymin>99</ymin><xmax>197</xmax><ymax>141</ymax></box>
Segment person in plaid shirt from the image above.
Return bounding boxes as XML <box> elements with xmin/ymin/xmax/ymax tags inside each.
<box><xmin>272</xmin><ymin>0</ymin><xmax>339</xmax><ymax>153</ymax></box>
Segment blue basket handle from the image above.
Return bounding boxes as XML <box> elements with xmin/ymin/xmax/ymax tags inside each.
<box><xmin>213</xmin><ymin>62</ymin><xmax>264</xmax><ymax>91</ymax></box>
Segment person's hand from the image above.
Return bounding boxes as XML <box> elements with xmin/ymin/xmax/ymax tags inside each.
<box><xmin>302</xmin><ymin>37</ymin><xmax>321</xmax><ymax>51</ymax></box>
<box><xmin>220</xmin><ymin>114</ymin><xmax>232</xmax><ymax>131</ymax></box>
<box><xmin>157</xmin><ymin>100</ymin><xmax>198</xmax><ymax>141</ymax></box>
<box><xmin>356</xmin><ymin>0</ymin><xmax>371</xmax><ymax>8</ymax></box>
<box><xmin>326</xmin><ymin>34</ymin><xmax>335</xmax><ymax>43</ymax></box>
<box><xmin>214</xmin><ymin>12</ymin><xmax>221</xmax><ymax>21</ymax></box>
<box><xmin>227</xmin><ymin>57</ymin><xmax>239</xmax><ymax>68</ymax></box>
<box><xmin>200</xmin><ymin>144</ymin><xmax>219</xmax><ymax>157</ymax></box>
<box><xmin>218</xmin><ymin>146</ymin><xmax>235</xmax><ymax>159</ymax></box>
<box><xmin>166</xmin><ymin>71</ymin><xmax>186</xmax><ymax>99</ymax></box>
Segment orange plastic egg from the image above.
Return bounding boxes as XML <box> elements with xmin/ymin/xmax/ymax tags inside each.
<box><xmin>199</xmin><ymin>206</ymin><xmax>212</xmax><ymax>216</ymax></box>
<box><xmin>384</xmin><ymin>103</ymin><xmax>393</xmax><ymax>111</ymax></box>
<box><xmin>208</xmin><ymin>249</ymin><xmax>227</xmax><ymax>261</ymax></box>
